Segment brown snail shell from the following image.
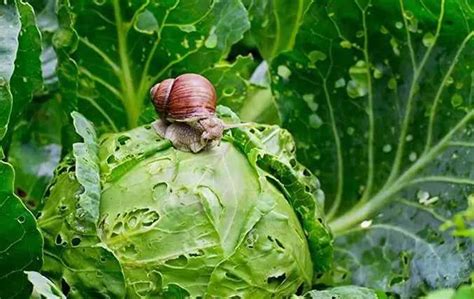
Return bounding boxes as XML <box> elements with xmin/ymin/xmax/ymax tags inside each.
<box><xmin>150</xmin><ymin>73</ymin><xmax>216</xmax><ymax>121</ymax></box>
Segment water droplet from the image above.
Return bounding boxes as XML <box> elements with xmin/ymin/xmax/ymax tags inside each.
<box><xmin>303</xmin><ymin>94</ymin><xmax>318</xmax><ymax>111</ymax></box>
<box><xmin>309</xmin><ymin>114</ymin><xmax>323</xmax><ymax>128</ymax></box>
<box><xmin>451</xmin><ymin>94</ymin><xmax>463</xmax><ymax>107</ymax></box>
<box><xmin>346</xmin><ymin>60</ymin><xmax>369</xmax><ymax>98</ymax></box>
<box><xmin>340</xmin><ymin>40</ymin><xmax>352</xmax><ymax>49</ymax></box>
<box><xmin>445</xmin><ymin>76</ymin><xmax>454</xmax><ymax>86</ymax></box>
<box><xmin>383</xmin><ymin>144</ymin><xmax>392</xmax><ymax>153</ymax></box>
<box><xmin>388</xmin><ymin>78</ymin><xmax>397</xmax><ymax>90</ymax></box>
<box><xmin>373</xmin><ymin>68</ymin><xmax>383</xmax><ymax>79</ymax></box>
<box><xmin>417</xmin><ymin>190</ymin><xmax>430</xmax><ymax>203</ymax></box>
<box><xmin>395</xmin><ymin>22</ymin><xmax>403</xmax><ymax>29</ymax></box>
<box><xmin>360</xmin><ymin>219</ymin><xmax>372</xmax><ymax>228</ymax></box>
<box><xmin>403</xmin><ymin>10</ymin><xmax>414</xmax><ymax>20</ymax></box>
<box><xmin>277</xmin><ymin>65</ymin><xmax>291</xmax><ymax>80</ymax></box>
<box><xmin>390</xmin><ymin>38</ymin><xmax>400</xmax><ymax>56</ymax></box>
<box><xmin>335</xmin><ymin>78</ymin><xmax>346</xmax><ymax>88</ymax></box>
<box><xmin>356</xmin><ymin>31</ymin><xmax>364</xmax><ymax>38</ymax></box>
<box><xmin>133</xmin><ymin>10</ymin><xmax>159</xmax><ymax>35</ymax></box>
<box><xmin>181</xmin><ymin>38</ymin><xmax>189</xmax><ymax>49</ymax></box>
<box><xmin>178</xmin><ymin>24</ymin><xmax>196</xmax><ymax>33</ymax></box>
<box><xmin>205</xmin><ymin>27</ymin><xmax>217</xmax><ymax>48</ymax></box>
<box><xmin>406</xmin><ymin>134</ymin><xmax>413</xmax><ymax>142</ymax></box>
<box><xmin>422</xmin><ymin>32</ymin><xmax>435</xmax><ymax>47</ymax></box>
<box><xmin>380</xmin><ymin>26</ymin><xmax>389</xmax><ymax>34</ymax></box>
<box><xmin>347</xmin><ymin>127</ymin><xmax>355</xmax><ymax>135</ymax></box>
<box><xmin>308</xmin><ymin>50</ymin><xmax>327</xmax><ymax>64</ymax></box>
<box><xmin>409</xmin><ymin>152</ymin><xmax>417</xmax><ymax>162</ymax></box>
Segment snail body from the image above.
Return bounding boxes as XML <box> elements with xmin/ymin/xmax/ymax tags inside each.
<box><xmin>150</xmin><ymin>73</ymin><xmax>224</xmax><ymax>153</ymax></box>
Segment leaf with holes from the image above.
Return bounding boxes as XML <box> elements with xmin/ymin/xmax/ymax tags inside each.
<box><xmin>37</xmin><ymin>110</ymin><xmax>331</xmax><ymax>297</ymax></box>
<box><xmin>54</xmin><ymin>0</ymin><xmax>250</xmax><ymax>132</ymax></box>
<box><xmin>271</xmin><ymin>0</ymin><xmax>473</xmax><ymax>297</ymax></box>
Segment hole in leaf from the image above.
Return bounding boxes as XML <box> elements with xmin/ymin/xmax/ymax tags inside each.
<box><xmin>274</xmin><ymin>238</ymin><xmax>285</xmax><ymax>249</ymax></box>
<box><xmin>267</xmin><ymin>273</ymin><xmax>286</xmax><ymax>286</ymax></box>
<box><xmin>296</xmin><ymin>283</ymin><xmax>304</xmax><ymax>295</ymax></box>
<box><xmin>17</xmin><ymin>215</ymin><xmax>25</xmax><ymax>223</ymax></box>
<box><xmin>165</xmin><ymin>255</ymin><xmax>188</xmax><ymax>267</ymax></box>
<box><xmin>303</xmin><ymin>169</ymin><xmax>311</xmax><ymax>177</ymax></box>
<box><xmin>55</xmin><ymin>234</ymin><xmax>63</xmax><ymax>245</ymax></box>
<box><xmin>225</xmin><ymin>272</ymin><xmax>242</xmax><ymax>282</ymax></box>
<box><xmin>61</xmin><ymin>279</ymin><xmax>70</xmax><ymax>296</ymax></box>
<box><xmin>107</xmin><ymin>154</ymin><xmax>117</xmax><ymax>164</ymax></box>
<box><xmin>289</xmin><ymin>159</ymin><xmax>297</xmax><ymax>167</ymax></box>
<box><xmin>117</xmin><ymin>135</ymin><xmax>130</xmax><ymax>145</ymax></box>
<box><xmin>71</xmin><ymin>237</ymin><xmax>81</xmax><ymax>247</ymax></box>
<box><xmin>188</xmin><ymin>250</ymin><xmax>204</xmax><ymax>257</ymax></box>
<box><xmin>16</xmin><ymin>188</ymin><xmax>27</xmax><ymax>198</ymax></box>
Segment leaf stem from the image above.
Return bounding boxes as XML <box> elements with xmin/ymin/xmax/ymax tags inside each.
<box><xmin>112</xmin><ymin>0</ymin><xmax>138</xmax><ymax>128</ymax></box>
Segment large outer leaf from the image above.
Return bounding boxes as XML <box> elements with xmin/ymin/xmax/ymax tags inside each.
<box><xmin>0</xmin><ymin>0</ymin><xmax>42</xmax><ymax>141</ymax></box>
<box><xmin>0</xmin><ymin>161</ymin><xmax>43</xmax><ymax>298</ymax></box>
<box><xmin>243</xmin><ymin>0</ymin><xmax>313</xmax><ymax>61</ymax></box>
<box><xmin>271</xmin><ymin>0</ymin><xmax>473</xmax><ymax>297</ymax></box>
<box><xmin>55</xmin><ymin>0</ymin><xmax>250</xmax><ymax>131</ymax></box>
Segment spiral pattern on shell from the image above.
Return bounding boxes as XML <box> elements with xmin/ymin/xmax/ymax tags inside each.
<box><xmin>150</xmin><ymin>74</ymin><xmax>217</xmax><ymax>121</ymax></box>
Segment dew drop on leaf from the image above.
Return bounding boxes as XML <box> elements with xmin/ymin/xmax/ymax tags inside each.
<box><xmin>373</xmin><ymin>68</ymin><xmax>383</xmax><ymax>79</ymax></box>
<box><xmin>395</xmin><ymin>21</ymin><xmax>403</xmax><ymax>29</ymax></box>
<box><xmin>277</xmin><ymin>65</ymin><xmax>291</xmax><ymax>80</ymax></box>
<box><xmin>335</xmin><ymin>78</ymin><xmax>346</xmax><ymax>88</ymax></box>
<box><xmin>205</xmin><ymin>27</ymin><xmax>218</xmax><ymax>48</ymax></box>
<box><xmin>383</xmin><ymin>144</ymin><xmax>392</xmax><ymax>153</ymax></box>
<box><xmin>134</xmin><ymin>10</ymin><xmax>159</xmax><ymax>35</ymax></box>
<box><xmin>309</xmin><ymin>114</ymin><xmax>323</xmax><ymax>128</ymax></box>
<box><xmin>388</xmin><ymin>78</ymin><xmax>397</xmax><ymax>90</ymax></box>
<box><xmin>346</xmin><ymin>61</ymin><xmax>369</xmax><ymax>98</ymax></box>
<box><xmin>409</xmin><ymin>152</ymin><xmax>417</xmax><ymax>162</ymax></box>
<box><xmin>178</xmin><ymin>24</ymin><xmax>196</xmax><ymax>33</ymax></box>
<box><xmin>347</xmin><ymin>127</ymin><xmax>355</xmax><ymax>135</ymax></box>
<box><xmin>422</xmin><ymin>32</ymin><xmax>435</xmax><ymax>47</ymax></box>
<box><xmin>308</xmin><ymin>50</ymin><xmax>327</xmax><ymax>63</ymax></box>
<box><xmin>417</xmin><ymin>190</ymin><xmax>429</xmax><ymax>201</ymax></box>
<box><xmin>451</xmin><ymin>94</ymin><xmax>463</xmax><ymax>107</ymax></box>
<box><xmin>340</xmin><ymin>40</ymin><xmax>352</xmax><ymax>49</ymax></box>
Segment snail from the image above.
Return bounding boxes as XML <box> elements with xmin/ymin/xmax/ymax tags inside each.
<box><xmin>150</xmin><ymin>73</ymin><xmax>226</xmax><ymax>153</ymax></box>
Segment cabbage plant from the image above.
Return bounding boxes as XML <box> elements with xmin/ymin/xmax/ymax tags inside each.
<box><xmin>37</xmin><ymin>111</ymin><xmax>332</xmax><ymax>297</ymax></box>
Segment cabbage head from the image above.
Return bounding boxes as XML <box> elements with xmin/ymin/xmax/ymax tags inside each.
<box><xmin>38</xmin><ymin>111</ymin><xmax>332</xmax><ymax>298</ymax></box>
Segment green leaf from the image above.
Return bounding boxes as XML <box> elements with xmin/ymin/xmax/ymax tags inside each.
<box><xmin>243</xmin><ymin>0</ymin><xmax>312</xmax><ymax>60</ymax></box>
<box><xmin>71</xmin><ymin>111</ymin><xmax>100</xmax><ymax>233</ymax></box>
<box><xmin>8</xmin><ymin>98</ymin><xmax>64</xmax><ymax>210</ymax></box>
<box><xmin>301</xmin><ymin>285</ymin><xmax>380</xmax><ymax>299</ymax></box>
<box><xmin>271</xmin><ymin>0</ymin><xmax>473</xmax><ymax>296</ymax></box>
<box><xmin>0</xmin><ymin>0</ymin><xmax>42</xmax><ymax>142</ymax></box>
<box><xmin>203</xmin><ymin>55</ymin><xmax>256</xmax><ymax>113</ymax></box>
<box><xmin>7</xmin><ymin>0</ymin><xmax>43</xmax><ymax>131</ymax></box>
<box><xmin>0</xmin><ymin>161</ymin><xmax>43</xmax><ymax>299</ymax></box>
<box><xmin>26</xmin><ymin>271</ymin><xmax>66</xmax><ymax>299</ymax></box>
<box><xmin>225</xmin><ymin>114</ymin><xmax>332</xmax><ymax>273</ymax></box>
<box><xmin>38</xmin><ymin>147</ymin><xmax>126</xmax><ymax>298</ymax></box>
<box><xmin>55</xmin><ymin>0</ymin><xmax>250</xmax><ymax>131</ymax></box>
